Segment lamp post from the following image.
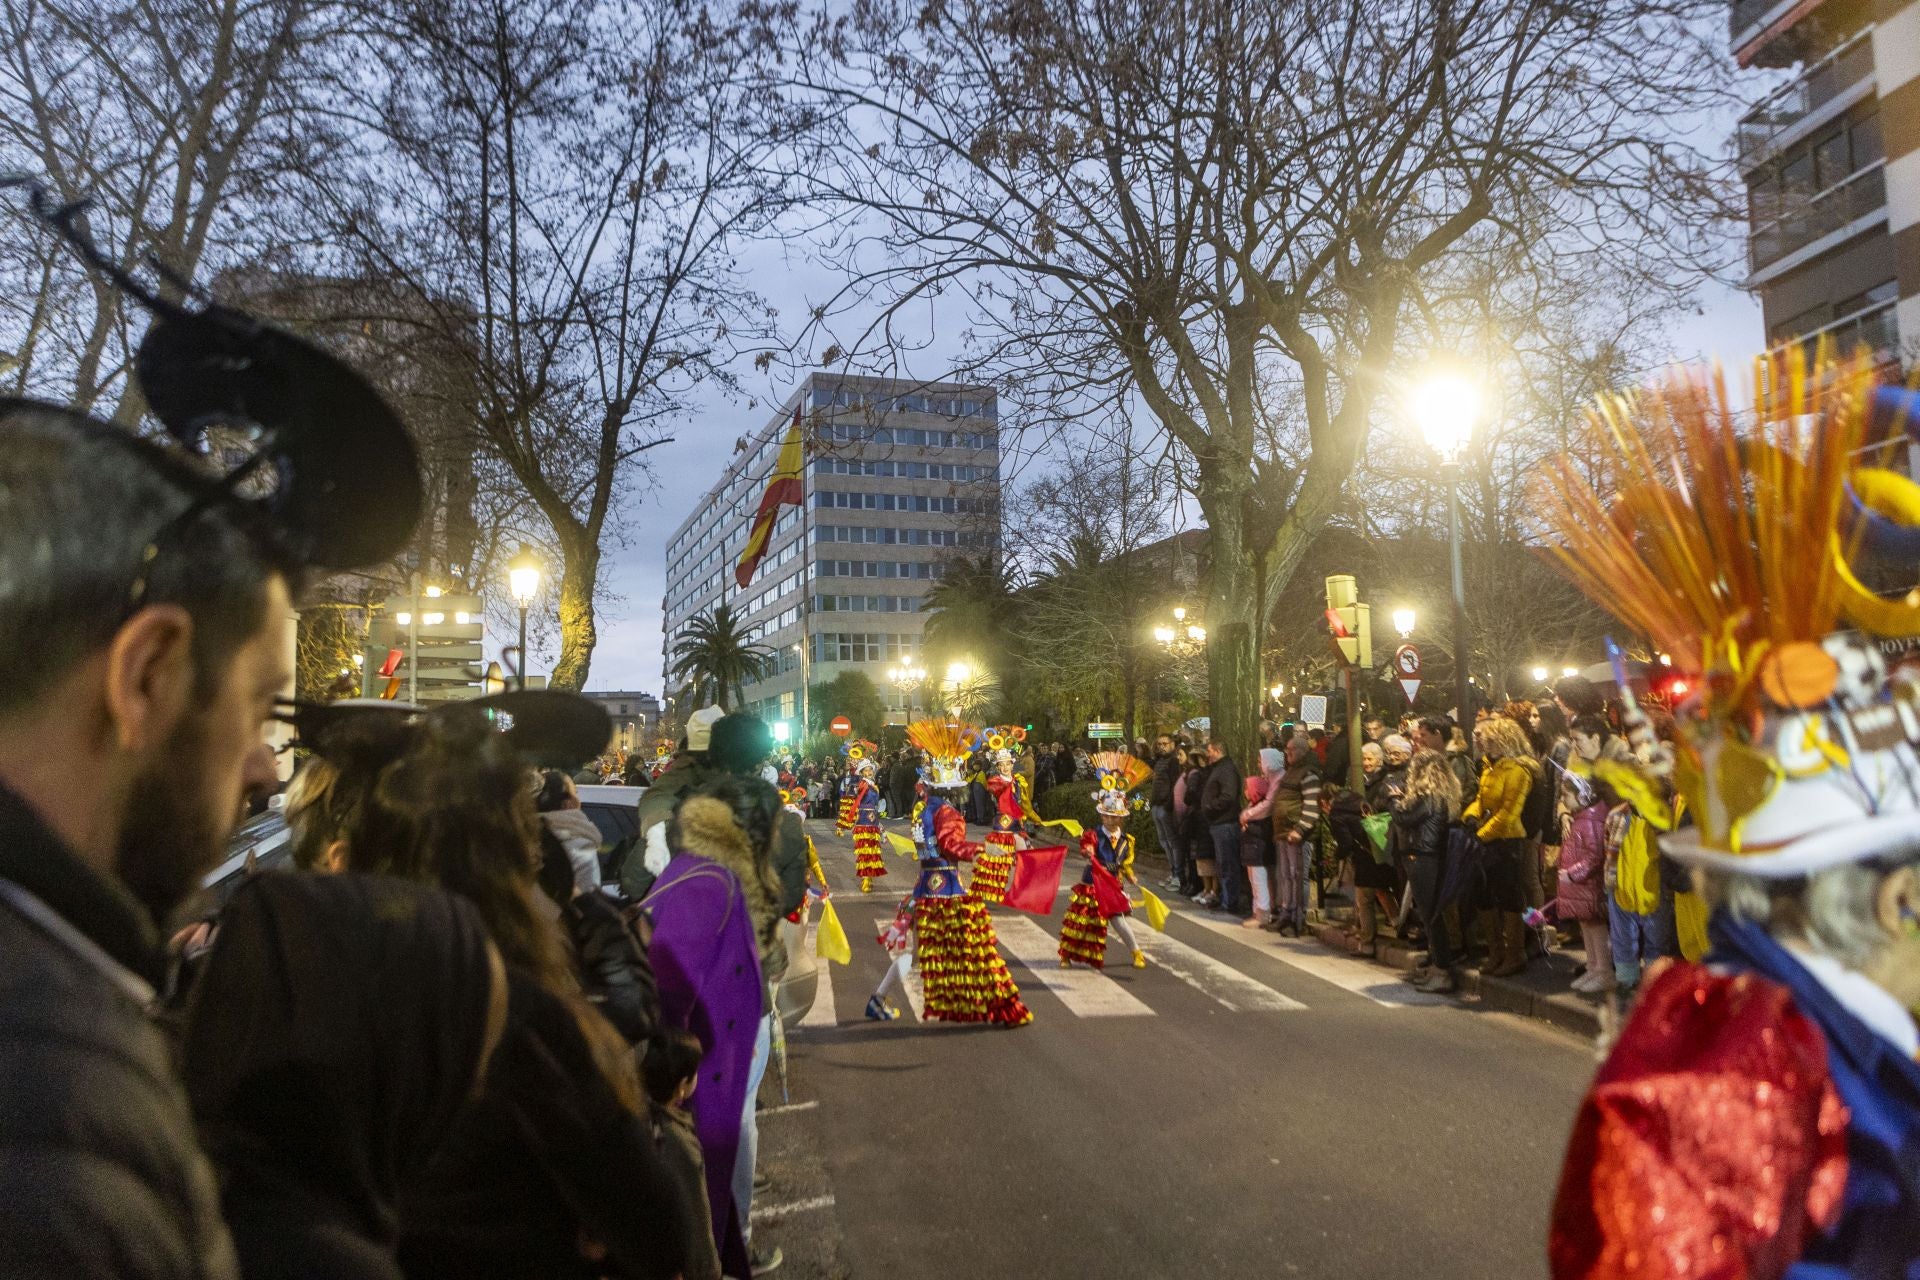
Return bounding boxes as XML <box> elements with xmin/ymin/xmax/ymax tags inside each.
<box><xmin>1391</xmin><ymin>608</ymin><xmax>1416</xmax><ymax>641</ymax></box>
<box><xmin>1411</xmin><ymin>372</ymin><xmax>1480</xmax><ymax>742</ymax></box>
<box><xmin>888</xmin><ymin>662</ymin><xmax>927</xmax><ymax>718</ymax></box>
<box><xmin>507</xmin><ymin>544</ymin><xmax>542</xmax><ymax>691</ymax></box>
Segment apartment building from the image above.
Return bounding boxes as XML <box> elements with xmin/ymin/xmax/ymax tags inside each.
<box><xmin>580</xmin><ymin>691</ymin><xmax>662</xmax><ymax>754</ymax></box>
<box><xmin>661</xmin><ymin>374</ymin><xmax>1001</xmax><ymax>729</ymax></box>
<box><xmin>1731</xmin><ymin>0</ymin><xmax>1920</xmax><ymax>369</ymax></box>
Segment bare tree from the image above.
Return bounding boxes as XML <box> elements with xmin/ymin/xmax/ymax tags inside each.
<box><xmin>763</xmin><ymin>0</ymin><xmax>1735</xmax><ymax>757</ymax></box>
<box><xmin>305</xmin><ymin>0</ymin><xmax>791</xmax><ymax>689</ymax></box>
<box><xmin>0</xmin><ymin>0</ymin><xmax>344</xmax><ymax>414</ymax></box>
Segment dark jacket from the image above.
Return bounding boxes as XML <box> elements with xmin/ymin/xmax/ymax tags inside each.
<box><xmin>1149</xmin><ymin>752</ymin><xmax>1180</xmax><ymax>808</ymax></box>
<box><xmin>0</xmin><ymin>784</ymin><xmax>238</xmax><ymax>1280</ymax></box>
<box><xmin>1391</xmin><ymin>794</ymin><xmax>1451</xmax><ymax>860</ymax></box>
<box><xmin>1198</xmin><ymin>755</ymin><xmax>1244</xmax><ymax>826</ymax></box>
<box><xmin>1054</xmin><ymin>750</ymin><xmax>1076</xmax><ymax>788</ymax></box>
<box><xmin>620</xmin><ymin>753</ymin><xmax>717</xmax><ymax>898</ymax></box>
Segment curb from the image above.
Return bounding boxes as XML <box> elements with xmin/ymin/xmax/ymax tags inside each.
<box><xmin>1306</xmin><ymin>919</ymin><xmax>1602</xmax><ymax>1039</ymax></box>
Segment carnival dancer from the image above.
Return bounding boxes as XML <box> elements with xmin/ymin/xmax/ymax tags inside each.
<box><xmin>972</xmin><ymin>733</ymin><xmax>1031</xmax><ymax>902</ymax></box>
<box><xmin>1536</xmin><ymin>358</ymin><xmax>1920</xmax><ymax>1278</ymax></box>
<box><xmin>1059</xmin><ymin>753</ymin><xmax>1151</xmax><ymax>970</ymax></box>
<box><xmin>865</xmin><ymin>720</ymin><xmax>1032</xmax><ymax>1026</ymax></box>
<box><xmin>834</xmin><ymin>762</ymin><xmax>856</xmax><ymax>836</ymax></box>
<box><xmin>852</xmin><ymin>760</ymin><xmax>887</xmax><ymax>891</ymax></box>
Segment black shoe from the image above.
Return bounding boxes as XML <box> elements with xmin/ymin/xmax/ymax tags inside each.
<box><xmin>749</xmin><ymin>1245</ymin><xmax>784</xmax><ymax>1274</ymax></box>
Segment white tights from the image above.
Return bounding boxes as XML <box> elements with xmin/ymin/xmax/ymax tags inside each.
<box><xmin>872</xmin><ymin>949</ymin><xmax>912</xmax><ymax>1000</ymax></box>
<box><xmin>1111</xmin><ymin>915</ymin><xmax>1141</xmax><ymax>954</ymax></box>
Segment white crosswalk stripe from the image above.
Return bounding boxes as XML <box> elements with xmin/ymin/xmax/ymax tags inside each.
<box><xmin>799</xmin><ymin>917</ymin><xmax>839</xmax><ymax>1029</ymax></box>
<box><xmin>1133</xmin><ymin>927</ymin><xmax>1307</xmax><ymax>1012</ymax></box>
<box><xmin>1172</xmin><ymin>909</ymin><xmax>1446</xmax><ymax>1008</ymax></box>
<box><xmin>991</xmin><ymin>914</ymin><xmax>1155</xmax><ymax>1017</ymax></box>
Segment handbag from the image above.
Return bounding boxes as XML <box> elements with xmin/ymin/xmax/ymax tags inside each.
<box><xmin>1361</xmin><ymin>811</ymin><xmax>1393</xmax><ymax>864</ymax></box>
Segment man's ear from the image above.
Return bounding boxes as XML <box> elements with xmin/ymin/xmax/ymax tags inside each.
<box><xmin>1873</xmin><ymin>864</ymin><xmax>1920</xmax><ymax>938</ymax></box>
<box><xmin>102</xmin><ymin>605</ymin><xmax>195</xmax><ymax>753</ymax></box>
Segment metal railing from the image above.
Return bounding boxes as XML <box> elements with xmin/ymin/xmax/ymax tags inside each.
<box><xmin>1735</xmin><ymin>28</ymin><xmax>1874</xmax><ymax>167</ymax></box>
<box><xmin>1771</xmin><ymin>299</ymin><xmax>1900</xmax><ymax>365</ymax></box>
<box><xmin>1749</xmin><ymin>162</ymin><xmax>1886</xmax><ymax>272</ymax></box>
<box><xmin>1731</xmin><ymin>0</ymin><xmax>1794</xmax><ymax>45</ymax></box>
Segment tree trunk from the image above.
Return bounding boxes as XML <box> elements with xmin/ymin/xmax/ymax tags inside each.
<box><xmin>1194</xmin><ymin>473</ymin><xmax>1260</xmax><ymax>765</ymax></box>
<box><xmin>548</xmin><ymin>528</ymin><xmax>599</xmax><ymax>691</ymax></box>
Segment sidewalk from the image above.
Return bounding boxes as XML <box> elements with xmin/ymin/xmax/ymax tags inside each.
<box><xmin>1137</xmin><ymin>851</ymin><xmax>1609</xmax><ymax>1040</ymax></box>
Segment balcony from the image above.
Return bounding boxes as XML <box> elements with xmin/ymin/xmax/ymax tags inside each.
<box><xmin>1735</xmin><ymin>28</ymin><xmax>1874</xmax><ymax>169</ymax></box>
<box><xmin>1771</xmin><ymin>299</ymin><xmax>1901</xmax><ymax>367</ymax></box>
<box><xmin>1749</xmin><ymin>161</ymin><xmax>1886</xmax><ymax>279</ymax></box>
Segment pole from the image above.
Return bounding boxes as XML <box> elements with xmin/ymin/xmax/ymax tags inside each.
<box><xmin>516</xmin><ymin>602</ymin><xmax>529</xmax><ymax>692</ymax></box>
<box><xmin>1346</xmin><ymin>665</ymin><xmax>1364</xmax><ymax>793</ymax></box>
<box><xmin>798</xmin><ymin>404</ymin><xmax>813</xmax><ymax>736</ymax></box>
<box><xmin>1446</xmin><ymin>465</ymin><xmax>1470</xmax><ymax>742</ymax></box>
<box><xmin>407</xmin><ymin>572</ymin><xmax>420</xmax><ymax>704</ymax></box>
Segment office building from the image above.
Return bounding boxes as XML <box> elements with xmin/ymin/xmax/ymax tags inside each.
<box><xmin>1730</xmin><ymin>0</ymin><xmax>1919</xmax><ymax>370</ymax></box>
<box><xmin>580</xmin><ymin>691</ymin><xmax>663</xmax><ymax>755</ymax></box>
<box><xmin>661</xmin><ymin>374</ymin><xmax>1001</xmax><ymax>730</ymax></box>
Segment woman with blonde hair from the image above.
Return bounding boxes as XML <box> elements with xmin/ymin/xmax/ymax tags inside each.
<box><xmin>1395</xmin><ymin>750</ymin><xmax>1464</xmax><ymax>991</ymax></box>
<box><xmin>1463</xmin><ymin>715</ymin><xmax>1540</xmax><ymax>978</ymax></box>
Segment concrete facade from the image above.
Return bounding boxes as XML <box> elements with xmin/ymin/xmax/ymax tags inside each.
<box><xmin>661</xmin><ymin>374</ymin><xmax>1001</xmax><ymax>731</ymax></box>
<box><xmin>1731</xmin><ymin>0</ymin><xmax>1920</xmax><ymax>373</ymax></box>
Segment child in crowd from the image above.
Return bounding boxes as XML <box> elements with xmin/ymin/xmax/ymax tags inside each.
<box><xmin>644</xmin><ymin>1028</ymin><xmax>723</xmax><ymax>1280</ymax></box>
<box><xmin>1602</xmin><ymin>787</ymin><xmax>1676</xmax><ymax>996</ymax></box>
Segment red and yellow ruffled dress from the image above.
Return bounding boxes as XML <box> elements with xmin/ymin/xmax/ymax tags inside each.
<box><xmin>970</xmin><ymin>774</ymin><xmax>1026</xmax><ymax>903</ymax></box>
<box><xmin>852</xmin><ymin>777</ymin><xmax>886</xmax><ymax>885</ymax></box>
<box><xmin>909</xmin><ymin>794</ymin><xmax>1031</xmax><ymax>1025</ymax></box>
<box><xmin>1058</xmin><ymin>828</ymin><xmax>1136</xmax><ymax>968</ymax></box>
<box><xmin>835</xmin><ymin>776</ymin><xmax>855</xmax><ymax>835</ymax></box>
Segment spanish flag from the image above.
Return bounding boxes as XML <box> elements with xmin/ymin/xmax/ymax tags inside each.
<box><xmin>734</xmin><ymin>405</ymin><xmax>806</xmax><ymax>589</ymax></box>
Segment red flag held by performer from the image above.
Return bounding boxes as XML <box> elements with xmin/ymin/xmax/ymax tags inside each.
<box><xmin>1001</xmin><ymin>844</ymin><xmax>1067</xmax><ymax>914</ymax></box>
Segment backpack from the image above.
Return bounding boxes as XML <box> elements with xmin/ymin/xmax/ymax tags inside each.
<box><xmin>1520</xmin><ymin>760</ymin><xmax>1556</xmax><ymax>841</ymax></box>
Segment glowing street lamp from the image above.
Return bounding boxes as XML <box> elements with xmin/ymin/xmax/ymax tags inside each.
<box><xmin>1410</xmin><ymin>368</ymin><xmax>1481</xmax><ymax>741</ymax></box>
<box><xmin>1391</xmin><ymin>607</ymin><xmax>1416</xmax><ymax>640</ymax></box>
<box><xmin>1531</xmin><ymin>666</ymin><xmax>1550</xmax><ymax>683</ymax></box>
<box><xmin>507</xmin><ymin>543</ymin><xmax>542</xmax><ymax>690</ymax></box>
<box><xmin>888</xmin><ymin>662</ymin><xmax>927</xmax><ymax>716</ymax></box>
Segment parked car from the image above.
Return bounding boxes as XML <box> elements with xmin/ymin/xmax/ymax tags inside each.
<box><xmin>201</xmin><ymin>805</ymin><xmax>292</xmax><ymax>903</ymax></box>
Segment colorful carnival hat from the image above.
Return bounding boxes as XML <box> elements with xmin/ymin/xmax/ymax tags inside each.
<box><xmin>907</xmin><ymin>719</ymin><xmax>975</xmax><ymax>789</ymax></box>
<box><xmin>1535</xmin><ymin>351</ymin><xmax>1920</xmax><ymax>877</ymax></box>
<box><xmin>1090</xmin><ymin>751</ymin><xmax>1152</xmax><ymax>818</ymax></box>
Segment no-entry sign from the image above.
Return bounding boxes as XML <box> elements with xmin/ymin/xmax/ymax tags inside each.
<box><xmin>829</xmin><ymin>715</ymin><xmax>852</xmax><ymax>736</ymax></box>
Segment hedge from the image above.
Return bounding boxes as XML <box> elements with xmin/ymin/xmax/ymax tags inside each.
<box><xmin>1031</xmin><ymin>782</ymin><xmax>1166</xmax><ymax>862</ymax></box>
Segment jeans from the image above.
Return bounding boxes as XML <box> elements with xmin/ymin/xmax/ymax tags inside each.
<box><xmin>732</xmin><ymin>1011</ymin><xmax>773</xmax><ymax>1240</ymax></box>
<box><xmin>1408</xmin><ymin>853</ymin><xmax>1456</xmax><ymax>971</ymax></box>
<box><xmin>1151</xmin><ymin>804</ymin><xmax>1183</xmax><ymax>884</ymax></box>
<box><xmin>1481</xmin><ymin>837</ymin><xmax>1529</xmax><ymax>911</ymax></box>
<box><xmin>1210</xmin><ymin>821</ymin><xmax>1246</xmax><ymax>915</ymax></box>
<box><xmin>1273</xmin><ymin>835</ymin><xmax>1308</xmax><ymax>928</ymax></box>
<box><xmin>1608</xmin><ymin>894</ymin><xmax>1675</xmax><ymax>989</ymax></box>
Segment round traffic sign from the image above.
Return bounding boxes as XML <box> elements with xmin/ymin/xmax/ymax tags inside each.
<box><xmin>1394</xmin><ymin>644</ymin><xmax>1421</xmax><ymax>678</ymax></box>
<box><xmin>829</xmin><ymin>715</ymin><xmax>852</xmax><ymax>736</ymax></box>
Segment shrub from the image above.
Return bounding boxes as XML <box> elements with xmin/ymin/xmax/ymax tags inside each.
<box><xmin>1031</xmin><ymin>782</ymin><xmax>1164</xmax><ymax>861</ymax></box>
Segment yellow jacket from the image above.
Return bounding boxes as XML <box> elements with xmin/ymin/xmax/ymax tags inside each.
<box><xmin>1463</xmin><ymin>755</ymin><xmax>1536</xmax><ymax>841</ymax></box>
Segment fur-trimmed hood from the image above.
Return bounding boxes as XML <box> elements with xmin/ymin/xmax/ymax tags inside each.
<box><xmin>673</xmin><ymin>796</ymin><xmax>783</xmax><ymax>953</ymax></box>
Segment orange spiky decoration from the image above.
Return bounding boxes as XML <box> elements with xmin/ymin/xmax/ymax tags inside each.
<box><xmin>1533</xmin><ymin>347</ymin><xmax>1895</xmax><ymax>712</ymax></box>
<box><xmin>906</xmin><ymin>719</ymin><xmax>971</xmax><ymax>763</ymax></box>
<box><xmin>1090</xmin><ymin>751</ymin><xmax>1152</xmax><ymax>792</ymax></box>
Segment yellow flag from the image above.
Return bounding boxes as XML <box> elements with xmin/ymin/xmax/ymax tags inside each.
<box><xmin>815</xmin><ymin>898</ymin><xmax>851</xmax><ymax>965</ymax></box>
<box><xmin>1141</xmin><ymin>887</ymin><xmax>1170</xmax><ymax>932</ymax></box>
<box><xmin>885</xmin><ymin>831</ymin><xmax>919</xmax><ymax>858</ymax></box>
<box><xmin>1039</xmin><ymin>817</ymin><xmax>1083</xmax><ymax>840</ymax></box>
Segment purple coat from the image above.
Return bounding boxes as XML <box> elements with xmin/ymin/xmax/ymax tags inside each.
<box><xmin>1556</xmin><ymin>801</ymin><xmax>1609</xmax><ymax>922</ymax></box>
<box><xmin>644</xmin><ymin>854</ymin><xmax>764</xmax><ymax>1279</ymax></box>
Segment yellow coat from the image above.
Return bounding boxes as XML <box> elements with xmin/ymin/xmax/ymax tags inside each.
<box><xmin>1463</xmin><ymin>756</ymin><xmax>1535</xmax><ymax>841</ymax></box>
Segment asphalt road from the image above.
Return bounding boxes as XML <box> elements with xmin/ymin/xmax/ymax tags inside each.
<box><xmin>750</xmin><ymin>819</ymin><xmax>1596</xmax><ymax>1280</ymax></box>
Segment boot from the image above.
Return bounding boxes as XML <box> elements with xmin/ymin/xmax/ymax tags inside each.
<box><xmin>1131</xmin><ymin>949</ymin><xmax>1147</xmax><ymax>969</ymax></box>
<box><xmin>1417</xmin><ymin>966</ymin><xmax>1459</xmax><ymax>994</ymax></box>
<box><xmin>1488</xmin><ymin>913</ymin><xmax>1529</xmax><ymax>978</ymax></box>
<box><xmin>1475</xmin><ymin>910</ymin><xmax>1504</xmax><ymax>973</ymax></box>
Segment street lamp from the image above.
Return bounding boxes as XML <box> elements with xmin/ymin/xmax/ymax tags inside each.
<box><xmin>888</xmin><ymin>662</ymin><xmax>927</xmax><ymax>717</ymax></box>
<box><xmin>1531</xmin><ymin>665</ymin><xmax>1550</xmax><ymax>683</ymax></box>
<box><xmin>1391</xmin><ymin>608</ymin><xmax>1416</xmax><ymax>640</ymax></box>
<box><xmin>1410</xmin><ymin>369</ymin><xmax>1480</xmax><ymax>743</ymax></box>
<box><xmin>508</xmin><ymin>543</ymin><xmax>542</xmax><ymax>691</ymax></box>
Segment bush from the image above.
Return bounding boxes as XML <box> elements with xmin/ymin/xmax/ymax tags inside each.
<box><xmin>1031</xmin><ymin>782</ymin><xmax>1164</xmax><ymax>861</ymax></box>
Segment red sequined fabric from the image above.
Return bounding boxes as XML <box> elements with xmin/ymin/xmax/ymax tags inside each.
<box><xmin>1550</xmin><ymin>963</ymin><xmax>1850</xmax><ymax>1280</ymax></box>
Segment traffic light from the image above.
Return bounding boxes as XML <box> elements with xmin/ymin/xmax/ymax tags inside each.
<box><xmin>1323</xmin><ymin>575</ymin><xmax>1372</xmax><ymax>668</ymax></box>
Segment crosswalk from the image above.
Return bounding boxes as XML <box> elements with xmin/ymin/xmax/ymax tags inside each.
<box><xmin>795</xmin><ymin>821</ymin><xmax>1457</xmax><ymax>1028</ymax></box>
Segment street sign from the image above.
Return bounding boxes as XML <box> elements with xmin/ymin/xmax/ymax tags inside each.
<box><xmin>1394</xmin><ymin>644</ymin><xmax>1423</xmax><ymax>706</ymax></box>
<box><xmin>830</xmin><ymin>715</ymin><xmax>852</xmax><ymax>736</ymax></box>
<box><xmin>1086</xmin><ymin>721</ymin><xmax>1123</xmax><ymax>740</ymax></box>
<box><xmin>1298</xmin><ymin>694</ymin><xmax>1328</xmax><ymax>728</ymax></box>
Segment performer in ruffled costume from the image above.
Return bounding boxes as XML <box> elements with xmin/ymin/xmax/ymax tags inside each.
<box><xmin>864</xmin><ymin>721</ymin><xmax>1032</xmax><ymax>1027</ymax></box>
<box><xmin>1537</xmin><ymin>355</ymin><xmax>1920</xmax><ymax>1280</ymax></box>
<box><xmin>1059</xmin><ymin>753</ymin><xmax>1151</xmax><ymax>971</ymax></box>
<box><xmin>851</xmin><ymin>759</ymin><xmax>886</xmax><ymax>892</ymax></box>
<box><xmin>972</xmin><ymin>731</ymin><xmax>1032</xmax><ymax>903</ymax></box>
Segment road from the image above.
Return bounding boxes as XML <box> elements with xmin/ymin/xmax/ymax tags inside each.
<box><xmin>750</xmin><ymin>819</ymin><xmax>1596</xmax><ymax>1280</ymax></box>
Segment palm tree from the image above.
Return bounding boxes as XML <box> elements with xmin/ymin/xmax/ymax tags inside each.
<box><xmin>920</xmin><ymin>555</ymin><xmax>1016</xmax><ymax>667</ymax></box>
<box><xmin>668</xmin><ymin>603</ymin><xmax>772</xmax><ymax>711</ymax></box>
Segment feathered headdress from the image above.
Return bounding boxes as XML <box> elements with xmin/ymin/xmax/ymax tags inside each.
<box><xmin>1089</xmin><ymin>751</ymin><xmax>1151</xmax><ymax>818</ymax></box>
<box><xmin>907</xmin><ymin>719</ymin><xmax>974</xmax><ymax>788</ymax></box>
<box><xmin>1534</xmin><ymin>348</ymin><xmax>1920</xmax><ymax>875</ymax></box>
